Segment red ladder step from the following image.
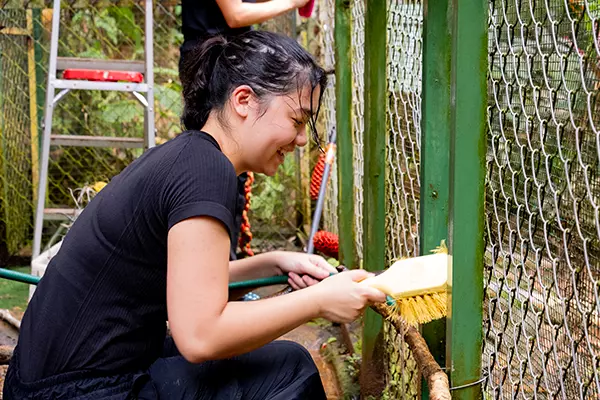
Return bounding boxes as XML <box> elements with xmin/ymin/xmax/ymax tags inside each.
<box><xmin>62</xmin><ymin>69</ymin><xmax>143</xmax><ymax>83</ymax></box>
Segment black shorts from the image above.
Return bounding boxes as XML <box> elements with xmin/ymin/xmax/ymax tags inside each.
<box><xmin>4</xmin><ymin>338</ymin><xmax>326</xmax><ymax>400</ymax></box>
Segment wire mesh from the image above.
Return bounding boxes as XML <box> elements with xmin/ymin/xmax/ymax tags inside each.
<box><xmin>0</xmin><ymin>2</ymin><xmax>309</xmax><ymax>259</ymax></box>
<box><xmin>320</xmin><ymin>0</ymin><xmax>339</xmax><ymax>236</ymax></box>
<box><xmin>0</xmin><ymin>1</ymin><xmax>184</xmax><ymax>258</ymax></box>
<box><xmin>383</xmin><ymin>1</ymin><xmax>423</xmax><ymax>398</ymax></box>
<box><xmin>46</xmin><ymin>1</ymin><xmax>182</xmax><ymax>210</ymax></box>
<box><xmin>484</xmin><ymin>0</ymin><xmax>600</xmax><ymax>398</ymax></box>
<box><xmin>0</xmin><ymin>8</ymin><xmax>34</xmax><ymax>259</ymax></box>
<box><xmin>351</xmin><ymin>0</ymin><xmax>365</xmax><ymax>258</ymax></box>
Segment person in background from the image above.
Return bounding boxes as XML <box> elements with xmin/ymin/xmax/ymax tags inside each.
<box><xmin>179</xmin><ymin>0</ymin><xmax>312</xmax><ymax>260</ymax></box>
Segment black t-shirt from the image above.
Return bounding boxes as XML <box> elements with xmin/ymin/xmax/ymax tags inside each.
<box><xmin>181</xmin><ymin>0</ymin><xmax>253</xmax><ymax>47</ymax></box>
<box><xmin>16</xmin><ymin>131</ymin><xmax>238</xmax><ymax>382</ymax></box>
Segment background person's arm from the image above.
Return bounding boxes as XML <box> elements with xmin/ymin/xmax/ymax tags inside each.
<box><xmin>215</xmin><ymin>0</ymin><xmax>310</xmax><ymax>29</ymax></box>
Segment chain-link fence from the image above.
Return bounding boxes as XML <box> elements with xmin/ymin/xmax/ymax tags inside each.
<box><xmin>0</xmin><ymin>1</ymin><xmax>183</xmax><ymax>260</ymax></box>
<box><xmin>315</xmin><ymin>0</ymin><xmax>422</xmax><ymax>397</ymax></box>
<box><xmin>483</xmin><ymin>0</ymin><xmax>600</xmax><ymax>398</ymax></box>
<box><xmin>0</xmin><ymin>8</ymin><xmax>36</xmax><ymax>260</ymax></box>
<box><xmin>0</xmin><ymin>1</ymin><xmax>313</xmax><ymax>261</ymax></box>
<box><xmin>383</xmin><ymin>2</ymin><xmax>423</xmax><ymax>398</ymax></box>
<box><xmin>319</xmin><ymin>0</ymin><xmax>600</xmax><ymax>398</ymax></box>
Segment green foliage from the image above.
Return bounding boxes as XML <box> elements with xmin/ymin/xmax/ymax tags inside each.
<box><xmin>327</xmin><ymin>257</ymin><xmax>340</xmax><ymax>267</ymax></box>
<box><xmin>45</xmin><ymin>5</ymin><xmax>184</xmax><ymax>205</ymax></box>
<box><xmin>155</xmin><ymin>83</ymin><xmax>183</xmax><ymax>118</ymax></box>
<box><xmin>250</xmin><ymin>156</ymin><xmax>297</xmax><ymax>223</ymax></box>
<box><xmin>321</xmin><ymin>340</ymin><xmax>361</xmax><ymax>399</ymax></box>
<box><xmin>101</xmin><ymin>98</ymin><xmax>140</xmax><ymax>124</ymax></box>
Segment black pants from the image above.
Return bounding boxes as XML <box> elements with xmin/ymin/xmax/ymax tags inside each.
<box><xmin>4</xmin><ymin>338</ymin><xmax>327</xmax><ymax>399</ymax></box>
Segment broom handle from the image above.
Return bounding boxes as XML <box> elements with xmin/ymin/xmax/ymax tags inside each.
<box><xmin>306</xmin><ymin>131</ymin><xmax>337</xmax><ymax>254</ymax></box>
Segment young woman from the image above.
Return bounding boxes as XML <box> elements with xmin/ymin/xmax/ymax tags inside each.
<box><xmin>180</xmin><ymin>0</ymin><xmax>313</xmax><ymax>260</ymax></box>
<box><xmin>4</xmin><ymin>31</ymin><xmax>386</xmax><ymax>400</ymax></box>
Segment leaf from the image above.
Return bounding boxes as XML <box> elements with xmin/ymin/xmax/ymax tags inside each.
<box><xmin>327</xmin><ymin>258</ymin><xmax>340</xmax><ymax>267</ymax></box>
<box><xmin>154</xmin><ymin>67</ymin><xmax>181</xmax><ymax>79</ymax></box>
<box><xmin>94</xmin><ymin>11</ymin><xmax>119</xmax><ymax>45</ymax></box>
<box><xmin>77</xmin><ymin>47</ymin><xmax>107</xmax><ymax>59</ymax></box>
<box><xmin>101</xmin><ymin>99</ymin><xmax>140</xmax><ymax>124</ymax></box>
<box><xmin>155</xmin><ymin>85</ymin><xmax>183</xmax><ymax>116</ymax></box>
<box><xmin>108</xmin><ymin>6</ymin><xmax>142</xmax><ymax>48</ymax></box>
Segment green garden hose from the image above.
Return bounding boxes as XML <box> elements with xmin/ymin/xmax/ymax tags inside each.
<box><xmin>0</xmin><ymin>268</ymin><xmax>41</xmax><ymax>285</ymax></box>
<box><xmin>0</xmin><ymin>267</ymin><xmax>290</xmax><ymax>290</ymax></box>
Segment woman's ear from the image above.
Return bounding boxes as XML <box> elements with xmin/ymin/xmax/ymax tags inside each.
<box><xmin>230</xmin><ymin>85</ymin><xmax>254</xmax><ymax>119</ymax></box>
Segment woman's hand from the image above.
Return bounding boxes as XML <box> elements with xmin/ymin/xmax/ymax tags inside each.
<box><xmin>311</xmin><ymin>269</ymin><xmax>387</xmax><ymax>323</ymax></box>
<box><xmin>271</xmin><ymin>251</ymin><xmax>338</xmax><ymax>290</ymax></box>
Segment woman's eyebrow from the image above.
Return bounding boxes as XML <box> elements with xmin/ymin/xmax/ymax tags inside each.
<box><xmin>291</xmin><ymin>107</ymin><xmax>313</xmax><ymax>117</ymax></box>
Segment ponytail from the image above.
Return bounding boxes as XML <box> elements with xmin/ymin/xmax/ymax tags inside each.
<box><xmin>180</xmin><ymin>36</ymin><xmax>227</xmax><ymax>130</ymax></box>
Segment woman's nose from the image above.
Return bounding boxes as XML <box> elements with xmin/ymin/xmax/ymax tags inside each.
<box><xmin>295</xmin><ymin>126</ymin><xmax>308</xmax><ymax>147</ymax></box>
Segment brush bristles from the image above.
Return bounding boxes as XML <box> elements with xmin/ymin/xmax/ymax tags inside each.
<box><xmin>387</xmin><ymin>291</ymin><xmax>447</xmax><ymax>326</ymax></box>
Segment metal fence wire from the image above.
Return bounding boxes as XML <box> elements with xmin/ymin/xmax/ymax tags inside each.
<box><xmin>351</xmin><ymin>0</ymin><xmax>365</xmax><ymax>259</ymax></box>
<box><xmin>317</xmin><ymin>0</ymin><xmax>423</xmax><ymax>397</ymax></box>
<box><xmin>0</xmin><ymin>8</ymin><xmax>34</xmax><ymax>258</ymax></box>
<box><xmin>483</xmin><ymin>0</ymin><xmax>600</xmax><ymax>398</ymax></box>
<box><xmin>2</xmin><ymin>0</ymin><xmax>599</xmax><ymax>398</ymax></box>
<box><xmin>384</xmin><ymin>1</ymin><xmax>423</xmax><ymax>398</ymax></box>
<box><xmin>0</xmin><ymin>1</ymin><xmax>184</xmax><ymax>258</ymax></box>
<box><xmin>0</xmin><ymin>1</ymin><xmax>305</xmax><ymax>259</ymax></box>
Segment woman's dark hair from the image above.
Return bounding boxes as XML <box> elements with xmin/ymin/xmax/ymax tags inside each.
<box><xmin>180</xmin><ymin>30</ymin><xmax>328</xmax><ymax>146</ymax></box>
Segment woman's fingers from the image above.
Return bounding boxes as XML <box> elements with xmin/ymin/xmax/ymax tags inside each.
<box><xmin>288</xmin><ymin>272</ymin><xmax>307</xmax><ymax>290</ymax></box>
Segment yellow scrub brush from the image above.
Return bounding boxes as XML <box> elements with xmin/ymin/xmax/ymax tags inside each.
<box><xmin>360</xmin><ymin>241</ymin><xmax>449</xmax><ymax>326</ymax></box>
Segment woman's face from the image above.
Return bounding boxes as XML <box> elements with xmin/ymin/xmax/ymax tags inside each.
<box><xmin>242</xmin><ymin>84</ymin><xmax>321</xmax><ymax>176</ymax></box>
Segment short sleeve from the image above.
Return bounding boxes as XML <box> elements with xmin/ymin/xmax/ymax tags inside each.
<box><xmin>161</xmin><ymin>135</ymin><xmax>238</xmax><ymax>237</ymax></box>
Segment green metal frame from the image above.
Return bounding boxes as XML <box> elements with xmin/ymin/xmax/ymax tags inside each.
<box><xmin>335</xmin><ymin>0</ymin><xmax>357</xmax><ymax>270</ymax></box>
<box><xmin>419</xmin><ymin>0</ymin><xmax>453</xmax><ymax>396</ymax></box>
<box><xmin>362</xmin><ymin>0</ymin><xmax>387</xmax><ymax>395</ymax></box>
<box><xmin>447</xmin><ymin>0</ymin><xmax>488</xmax><ymax>397</ymax></box>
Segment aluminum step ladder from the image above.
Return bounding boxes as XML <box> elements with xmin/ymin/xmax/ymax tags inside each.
<box><xmin>31</xmin><ymin>0</ymin><xmax>156</xmax><ymax>259</ymax></box>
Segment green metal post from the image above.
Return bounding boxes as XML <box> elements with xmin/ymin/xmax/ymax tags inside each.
<box><xmin>335</xmin><ymin>0</ymin><xmax>356</xmax><ymax>269</ymax></box>
<box><xmin>419</xmin><ymin>0</ymin><xmax>452</xmax><ymax>397</ymax></box>
<box><xmin>447</xmin><ymin>0</ymin><xmax>487</xmax><ymax>397</ymax></box>
<box><xmin>362</xmin><ymin>0</ymin><xmax>387</xmax><ymax>396</ymax></box>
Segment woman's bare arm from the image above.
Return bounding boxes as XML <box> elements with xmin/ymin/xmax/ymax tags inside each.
<box><xmin>215</xmin><ymin>0</ymin><xmax>308</xmax><ymax>29</ymax></box>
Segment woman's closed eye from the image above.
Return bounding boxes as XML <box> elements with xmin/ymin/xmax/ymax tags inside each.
<box><xmin>292</xmin><ymin>117</ymin><xmax>308</xmax><ymax>127</ymax></box>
